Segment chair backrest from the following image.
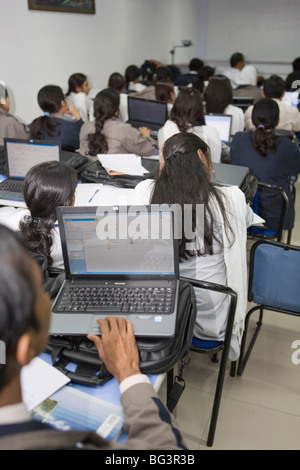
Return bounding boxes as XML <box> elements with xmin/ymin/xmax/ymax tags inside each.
<box><xmin>249</xmin><ymin>181</ymin><xmax>289</xmax><ymax>242</ymax></box>
<box><xmin>249</xmin><ymin>240</ymin><xmax>300</xmax><ymax>313</ymax></box>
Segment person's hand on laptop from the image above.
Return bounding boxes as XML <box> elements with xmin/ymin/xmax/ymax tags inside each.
<box><xmin>87</xmin><ymin>316</ymin><xmax>141</xmax><ymax>384</ymax></box>
<box><xmin>139</xmin><ymin>126</ymin><xmax>151</xmax><ymax>138</ymax></box>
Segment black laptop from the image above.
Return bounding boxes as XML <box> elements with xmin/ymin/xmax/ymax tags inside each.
<box><xmin>0</xmin><ymin>139</ymin><xmax>61</xmax><ymax>203</ymax></box>
<box><xmin>127</xmin><ymin>96</ymin><xmax>168</xmax><ymax>137</ymax></box>
<box><xmin>50</xmin><ymin>205</ymin><xmax>180</xmax><ymax>337</ymax></box>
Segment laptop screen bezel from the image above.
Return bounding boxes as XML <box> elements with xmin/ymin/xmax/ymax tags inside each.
<box><xmin>4</xmin><ymin>138</ymin><xmax>62</xmax><ymax>179</ymax></box>
<box><xmin>56</xmin><ymin>205</ymin><xmax>180</xmax><ymax>281</ymax></box>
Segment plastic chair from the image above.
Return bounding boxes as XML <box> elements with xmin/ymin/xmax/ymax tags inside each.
<box><xmin>248</xmin><ymin>181</ymin><xmax>289</xmax><ymax>242</ymax></box>
<box><xmin>166</xmin><ymin>277</ymin><xmax>238</xmax><ymax>447</ymax></box>
<box><xmin>237</xmin><ymin>240</ymin><xmax>300</xmax><ymax>376</ymax></box>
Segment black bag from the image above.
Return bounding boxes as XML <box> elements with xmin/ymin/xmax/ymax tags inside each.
<box><xmin>60</xmin><ymin>150</ymin><xmax>90</xmax><ymax>174</ymax></box>
<box><xmin>46</xmin><ymin>279</ymin><xmax>197</xmax><ymax>387</ymax></box>
<box><xmin>29</xmin><ymin>251</ymin><xmax>65</xmax><ymax>299</ymax></box>
<box><xmin>239</xmin><ymin>172</ymin><xmax>258</xmax><ymax>205</ymax></box>
<box><xmin>80</xmin><ymin>160</ymin><xmax>157</xmax><ymax>188</ymax></box>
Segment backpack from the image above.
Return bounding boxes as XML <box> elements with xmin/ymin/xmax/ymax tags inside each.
<box><xmin>46</xmin><ymin>279</ymin><xmax>197</xmax><ymax>394</ymax></box>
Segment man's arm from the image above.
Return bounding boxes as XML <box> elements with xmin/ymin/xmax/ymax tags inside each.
<box><xmin>88</xmin><ymin>317</ymin><xmax>187</xmax><ymax>450</ymax></box>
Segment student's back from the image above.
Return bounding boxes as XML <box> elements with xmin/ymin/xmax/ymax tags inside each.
<box><xmin>0</xmin><ymin>83</ymin><xmax>29</xmax><ymax>145</ymax></box>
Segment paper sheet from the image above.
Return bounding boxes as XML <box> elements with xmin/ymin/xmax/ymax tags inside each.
<box><xmin>75</xmin><ymin>183</ymin><xmax>133</xmax><ymax>206</ymax></box>
<box><xmin>21</xmin><ymin>357</ymin><xmax>70</xmax><ymax>411</ymax></box>
<box><xmin>98</xmin><ymin>154</ymin><xmax>149</xmax><ymax>176</ymax></box>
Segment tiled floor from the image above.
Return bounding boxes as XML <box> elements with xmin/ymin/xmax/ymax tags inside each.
<box><xmin>158</xmin><ymin>178</ymin><xmax>300</xmax><ymax>450</ymax></box>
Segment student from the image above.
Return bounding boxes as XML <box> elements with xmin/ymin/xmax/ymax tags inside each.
<box><xmin>125</xmin><ymin>65</ymin><xmax>146</xmax><ymax>93</ymax></box>
<box><xmin>244</xmin><ymin>75</ymin><xmax>300</xmax><ymax>132</ymax></box>
<box><xmin>79</xmin><ymin>88</ymin><xmax>158</xmax><ymax>160</ymax></box>
<box><xmin>107</xmin><ymin>72</ymin><xmax>129</xmax><ymax>122</ymax></box>
<box><xmin>158</xmin><ymin>87</ymin><xmax>222</xmax><ymax>162</ymax></box>
<box><xmin>233</xmin><ymin>65</ymin><xmax>262</xmax><ymax>104</ymax></box>
<box><xmin>175</xmin><ymin>58</ymin><xmax>204</xmax><ymax>87</ymax></box>
<box><xmin>155</xmin><ymin>81</ymin><xmax>175</xmax><ymax>114</ymax></box>
<box><xmin>285</xmin><ymin>57</ymin><xmax>300</xmax><ymax>90</ymax></box>
<box><xmin>1</xmin><ymin>161</ymin><xmax>77</xmax><ymax>269</ymax></box>
<box><xmin>66</xmin><ymin>73</ymin><xmax>93</xmax><ymax>122</ymax></box>
<box><xmin>29</xmin><ymin>85</ymin><xmax>84</xmax><ymax>152</ymax></box>
<box><xmin>0</xmin><ymin>225</ymin><xmax>186</xmax><ymax>450</ymax></box>
<box><xmin>0</xmin><ymin>83</ymin><xmax>29</xmax><ymax>145</ymax></box>
<box><xmin>204</xmin><ymin>75</ymin><xmax>245</xmax><ymax>135</ymax></box>
<box><xmin>223</xmin><ymin>52</ymin><xmax>245</xmax><ymax>88</ymax></box>
<box><xmin>230</xmin><ymin>98</ymin><xmax>300</xmax><ymax>231</ymax></box>
<box><xmin>130</xmin><ymin>132</ymin><xmax>261</xmax><ymax>360</ymax></box>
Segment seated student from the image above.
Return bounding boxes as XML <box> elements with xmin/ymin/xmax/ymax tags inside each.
<box><xmin>175</xmin><ymin>58</ymin><xmax>204</xmax><ymax>87</ymax></box>
<box><xmin>79</xmin><ymin>88</ymin><xmax>158</xmax><ymax>160</ymax></box>
<box><xmin>29</xmin><ymin>85</ymin><xmax>84</xmax><ymax>152</ymax></box>
<box><xmin>66</xmin><ymin>73</ymin><xmax>93</xmax><ymax>122</ymax></box>
<box><xmin>0</xmin><ymin>83</ymin><xmax>29</xmax><ymax>145</ymax></box>
<box><xmin>223</xmin><ymin>52</ymin><xmax>245</xmax><ymax>88</ymax></box>
<box><xmin>0</xmin><ymin>225</ymin><xmax>187</xmax><ymax>450</ymax></box>
<box><xmin>244</xmin><ymin>75</ymin><xmax>300</xmax><ymax>132</ymax></box>
<box><xmin>285</xmin><ymin>57</ymin><xmax>300</xmax><ymax>91</ymax></box>
<box><xmin>155</xmin><ymin>81</ymin><xmax>175</xmax><ymax>114</ymax></box>
<box><xmin>204</xmin><ymin>74</ymin><xmax>245</xmax><ymax>135</ymax></box>
<box><xmin>158</xmin><ymin>87</ymin><xmax>222</xmax><ymax>162</ymax></box>
<box><xmin>107</xmin><ymin>72</ymin><xmax>128</xmax><ymax>122</ymax></box>
<box><xmin>0</xmin><ymin>161</ymin><xmax>77</xmax><ymax>269</ymax></box>
<box><xmin>230</xmin><ymin>98</ymin><xmax>300</xmax><ymax>231</ymax></box>
<box><xmin>125</xmin><ymin>64</ymin><xmax>146</xmax><ymax>93</ymax></box>
<box><xmin>233</xmin><ymin>65</ymin><xmax>262</xmax><ymax>104</ymax></box>
<box><xmin>130</xmin><ymin>132</ymin><xmax>261</xmax><ymax>360</ymax></box>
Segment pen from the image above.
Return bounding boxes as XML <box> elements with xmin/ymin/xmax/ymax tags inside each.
<box><xmin>88</xmin><ymin>189</ymin><xmax>99</xmax><ymax>203</ymax></box>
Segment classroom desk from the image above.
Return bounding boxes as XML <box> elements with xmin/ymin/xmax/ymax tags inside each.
<box><xmin>33</xmin><ymin>352</ymin><xmax>165</xmax><ymax>442</ymax></box>
<box><xmin>0</xmin><ymin>162</ymin><xmax>249</xmax><ymax>209</ymax></box>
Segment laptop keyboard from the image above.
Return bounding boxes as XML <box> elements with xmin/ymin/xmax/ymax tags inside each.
<box><xmin>0</xmin><ymin>180</ymin><xmax>24</xmax><ymax>192</ymax></box>
<box><xmin>55</xmin><ymin>286</ymin><xmax>174</xmax><ymax>314</ymax></box>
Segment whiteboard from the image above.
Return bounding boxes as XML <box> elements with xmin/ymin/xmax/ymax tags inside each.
<box><xmin>205</xmin><ymin>0</ymin><xmax>300</xmax><ymax>63</ymax></box>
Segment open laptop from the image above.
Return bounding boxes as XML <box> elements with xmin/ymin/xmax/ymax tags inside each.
<box><xmin>282</xmin><ymin>90</ymin><xmax>299</xmax><ymax>109</ymax></box>
<box><xmin>232</xmin><ymin>96</ymin><xmax>254</xmax><ymax>111</ymax></box>
<box><xmin>127</xmin><ymin>96</ymin><xmax>168</xmax><ymax>137</ymax></box>
<box><xmin>205</xmin><ymin>114</ymin><xmax>232</xmax><ymax>143</ymax></box>
<box><xmin>50</xmin><ymin>205</ymin><xmax>180</xmax><ymax>337</ymax></box>
<box><xmin>0</xmin><ymin>138</ymin><xmax>61</xmax><ymax>203</ymax></box>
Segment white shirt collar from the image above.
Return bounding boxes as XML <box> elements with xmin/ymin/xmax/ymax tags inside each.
<box><xmin>0</xmin><ymin>403</ymin><xmax>31</xmax><ymax>425</ymax></box>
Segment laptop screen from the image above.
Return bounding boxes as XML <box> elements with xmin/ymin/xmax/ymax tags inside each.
<box><xmin>281</xmin><ymin>91</ymin><xmax>299</xmax><ymax>108</ymax></box>
<box><xmin>59</xmin><ymin>207</ymin><xmax>177</xmax><ymax>276</ymax></box>
<box><xmin>205</xmin><ymin>114</ymin><xmax>232</xmax><ymax>142</ymax></box>
<box><xmin>4</xmin><ymin>139</ymin><xmax>61</xmax><ymax>179</ymax></box>
<box><xmin>128</xmin><ymin>97</ymin><xmax>167</xmax><ymax>125</ymax></box>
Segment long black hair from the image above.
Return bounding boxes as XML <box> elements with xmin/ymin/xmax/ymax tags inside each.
<box><xmin>87</xmin><ymin>88</ymin><xmax>120</xmax><ymax>156</ymax></box>
<box><xmin>251</xmin><ymin>98</ymin><xmax>280</xmax><ymax>156</ymax></box>
<box><xmin>169</xmin><ymin>87</ymin><xmax>205</xmax><ymax>132</ymax></box>
<box><xmin>66</xmin><ymin>73</ymin><xmax>87</xmax><ymax>96</ymax></box>
<box><xmin>19</xmin><ymin>161</ymin><xmax>77</xmax><ymax>265</ymax></box>
<box><xmin>151</xmin><ymin>133</ymin><xmax>234</xmax><ymax>259</ymax></box>
<box><xmin>30</xmin><ymin>85</ymin><xmax>65</xmax><ymax>140</ymax></box>
<box><xmin>204</xmin><ymin>74</ymin><xmax>233</xmax><ymax>114</ymax></box>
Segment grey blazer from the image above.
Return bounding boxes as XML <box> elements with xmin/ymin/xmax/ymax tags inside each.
<box><xmin>0</xmin><ymin>109</ymin><xmax>29</xmax><ymax>145</ymax></box>
<box><xmin>79</xmin><ymin>117</ymin><xmax>158</xmax><ymax>160</ymax></box>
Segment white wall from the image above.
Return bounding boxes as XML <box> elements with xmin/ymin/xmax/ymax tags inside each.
<box><xmin>1</xmin><ymin>0</ymin><xmax>201</xmax><ymax>123</ymax></box>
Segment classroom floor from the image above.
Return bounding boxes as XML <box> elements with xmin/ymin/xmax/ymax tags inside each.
<box><xmin>158</xmin><ymin>178</ymin><xmax>300</xmax><ymax>450</ymax></box>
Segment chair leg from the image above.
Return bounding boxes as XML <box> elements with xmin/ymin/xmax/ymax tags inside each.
<box><xmin>230</xmin><ymin>361</ymin><xmax>236</xmax><ymax>377</ymax></box>
<box><xmin>237</xmin><ymin>306</ymin><xmax>264</xmax><ymax>376</ymax></box>
<box><xmin>206</xmin><ymin>346</ymin><xmax>231</xmax><ymax>447</ymax></box>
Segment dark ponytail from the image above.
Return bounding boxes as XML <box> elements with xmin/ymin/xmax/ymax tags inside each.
<box><xmin>19</xmin><ymin>161</ymin><xmax>77</xmax><ymax>265</ymax></box>
<box><xmin>251</xmin><ymin>98</ymin><xmax>280</xmax><ymax>156</ymax></box>
<box><xmin>87</xmin><ymin>88</ymin><xmax>120</xmax><ymax>156</ymax></box>
<box><xmin>30</xmin><ymin>85</ymin><xmax>65</xmax><ymax>140</ymax></box>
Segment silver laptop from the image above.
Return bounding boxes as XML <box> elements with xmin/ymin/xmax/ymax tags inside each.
<box><xmin>50</xmin><ymin>205</ymin><xmax>180</xmax><ymax>337</ymax></box>
<box><xmin>0</xmin><ymin>138</ymin><xmax>61</xmax><ymax>203</ymax></box>
<box><xmin>127</xmin><ymin>96</ymin><xmax>168</xmax><ymax>137</ymax></box>
<box><xmin>204</xmin><ymin>114</ymin><xmax>232</xmax><ymax>143</ymax></box>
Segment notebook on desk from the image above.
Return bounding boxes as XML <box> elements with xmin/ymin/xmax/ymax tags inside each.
<box><xmin>0</xmin><ymin>138</ymin><xmax>61</xmax><ymax>203</ymax></box>
<box><xmin>50</xmin><ymin>205</ymin><xmax>180</xmax><ymax>337</ymax></box>
<box><xmin>127</xmin><ymin>96</ymin><xmax>168</xmax><ymax>137</ymax></box>
<box><xmin>204</xmin><ymin>114</ymin><xmax>232</xmax><ymax>143</ymax></box>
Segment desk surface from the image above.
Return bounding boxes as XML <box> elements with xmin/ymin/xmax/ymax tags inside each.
<box><xmin>213</xmin><ymin>162</ymin><xmax>249</xmax><ymax>187</ymax></box>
